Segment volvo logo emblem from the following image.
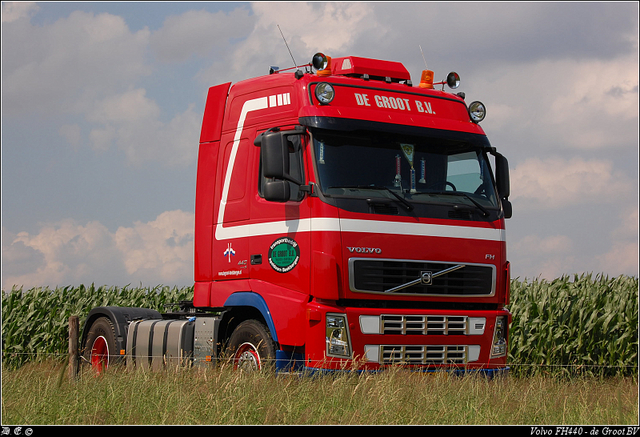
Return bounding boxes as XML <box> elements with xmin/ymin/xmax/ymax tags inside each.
<box><xmin>421</xmin><ymin>271</ymin><xmax>432</xmax><ymax>285</ymax></box>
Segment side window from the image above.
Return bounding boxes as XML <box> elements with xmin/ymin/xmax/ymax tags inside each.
<box><xmin>258</xmin><ymin>134</ymin><xmax>305</xmax><ymax>201</ymax></box>
<box><xmin>447</xmin><ymin>151</ymin><xmax>483</xmax><ymax>193</ymax></box>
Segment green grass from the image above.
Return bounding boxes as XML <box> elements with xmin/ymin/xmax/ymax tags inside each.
<box><xmin>1</xmin><ymin>360</ymin><xmax>637</xmax><ymax>425</ymax></box>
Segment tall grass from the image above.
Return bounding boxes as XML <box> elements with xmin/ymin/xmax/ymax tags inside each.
<box><xmin>1</xmin><ymin>360</ymin><xmax>638</xmax><ymax>425</ymax></box>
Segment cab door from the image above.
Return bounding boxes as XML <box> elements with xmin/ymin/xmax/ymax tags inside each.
<box><xmin>248</xmin><ymin>129</ymin><xmax>312</xmax><ymax>296</ymax></box>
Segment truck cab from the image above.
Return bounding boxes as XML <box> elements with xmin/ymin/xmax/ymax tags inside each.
<box><xmin>192</xmin><ymin>53</ymin><xmax>512</xmax><ymax>373</ymax></box>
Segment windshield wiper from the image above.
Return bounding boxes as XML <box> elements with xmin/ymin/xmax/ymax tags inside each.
<box><xmin>328</xmin><ymin>185</ymin><xmax>414</xmax><ymax>211</ymax></box>
<box><xmin>425</xmin><ymin>191</ymin><xmax>490</xmax><ymax>217</ymax></box>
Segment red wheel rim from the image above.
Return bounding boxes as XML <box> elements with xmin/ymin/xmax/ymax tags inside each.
<box><xmin>90</xmin><ymin>336</ymin><xmax>109</xmax><ymax>373</ymax></box>
<box><xmin>233</xmin><ymin>342</ymin><xmax>261</xmax><ymax>371</ymax></box>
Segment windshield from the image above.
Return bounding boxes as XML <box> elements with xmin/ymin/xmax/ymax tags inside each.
<box><xmin>311</xmin><ymin>129</ymin><xmax>499</xmax><ymax>211</ymax></box>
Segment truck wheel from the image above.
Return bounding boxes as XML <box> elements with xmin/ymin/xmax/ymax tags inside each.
<box><xmin>83</xmin><ymin>317</ymin><xmax>119</xmax><ymax>373</ymax></box>
<box><xmin>226</xmin><ymin>320</ymin><xmax>276</xmax><ymax>371</ymax></box>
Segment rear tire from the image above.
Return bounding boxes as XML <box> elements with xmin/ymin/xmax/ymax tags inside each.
<box><xmin>82</xmin><ymin>317</ymin><xmax>119</xmax><ymax>373</ymax></box>
<box><xmin>226</xmin><ymin>320</ymin><xmax>276</xmax><ymax>371</ymax></box>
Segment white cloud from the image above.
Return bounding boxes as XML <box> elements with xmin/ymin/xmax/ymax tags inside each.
<box><xmin>198</xmin><ymin>2</ymin><xmax>381</xmax><ymax>84</ymax></box>
<box><xmin>149</xmin><ymin>7</ymin><xmax>253</xmax><ymax>63</ymax></box>
<box><xmin>2</xmin><ymin>10</ymin><xmax>151</xmax><ymax>116</ymax></box>
<box><xmin>510</xmin><ymin>157</ymin><xmax>634</xmax><ymax>209</ymax></box>
<box><xmin>473</xmin><ymin>55</ymin><xmax>638</xmax><ymax>166</ymax></box>
<box><xmin>2</xmin><ymin>220</ymin><xmax>118</xmax><ymax>288</ymax></box>
<box><xmin>86</xmin><ymin>88</ymin><xmax>201</xmax><ymax>166</ymax></box>
<box><xmin>596</xmin><ymin>241</ymin><xmax>638</xmax><ymax>278</ymax></box>
<box><xmin>1</xmin><ymin>211</ymin><xmax>194</xmax><ymax>289</ymax></box>
<box><xmin>597</xmin><ymin>206</ymin><xmax>639</xmax><ymax>277</ymax></box>
<box><xmin>1</xmin><ymin>2</ymin><xmax>39</xmax><ymax>23</ymax></box>
<box><xmin>544</xmin><ymin>57</ymin><xmax>638</xmax><ymax>150</ymax></box>
<box><xmin>251</xmin><ymin>2</ymin><xmax>379</xmax><ymax>54</ymax></box>
<box><xmin>114</xmin><ymin>210</ymin><xmax>194</xmax><ymax>283</ymax></box>
<box><xmin>610</xmin><ymin>206</ymin><xmax>639</xmax><ymax>241</ymax></box>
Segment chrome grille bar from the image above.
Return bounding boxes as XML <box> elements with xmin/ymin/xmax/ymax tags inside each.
<box><xmin>380</xmin><ymin>345</ymin><xmax>468</xmax><ymax>365</ymax></box>
<box><xmin>381</xmin><ymin>315</ymin><xmax>468</xmax><ymax>335</ymax></box>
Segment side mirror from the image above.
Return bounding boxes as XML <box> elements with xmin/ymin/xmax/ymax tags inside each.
<box><xmin>495</xmin><ymin>153</ymin><xmax>510</xmax><ymax>199</ymax></box>
<box><xmin>264</xmin><ymin>180</ymin><xmax>291</xmax><ymax>202</ymax></box>
<box><xmin>261</xmin><ymin>131</ymin><xmax>290</xmax><ymax>180</ymax></box>
<box><xmin>256</xmin><ymin>126</ymin><xmax>305</xmax><ymax>203</ymax></box>
<box><xmin>258</xmin><ymin>128</ymin><xmax>304</xmax><ymax>185</ymax></box>
<box><xmin>493</xmin><ymin>151</ymin><xmax>512</xmax><ymax>219</ymax></box>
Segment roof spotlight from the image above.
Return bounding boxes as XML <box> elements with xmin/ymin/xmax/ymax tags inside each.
<box><xmin>315</xmin><ymin>82</ymin><xmax>335</xmax><ymax>104</ymax></box>
<box><xmin>312</xmin><ymin>52</ymin><xmax>329</xmax><ymax>71</ymax></box>
<box><xmin>468</xmin><ymin>101</ymin><xmax>486</xmax><ymax>123</ymax></box>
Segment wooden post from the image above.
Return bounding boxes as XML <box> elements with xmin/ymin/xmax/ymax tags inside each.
<box><xmin>68</xmin><ymin>316</ymin><xmax>79</xmax><ymax>381</ymax></box>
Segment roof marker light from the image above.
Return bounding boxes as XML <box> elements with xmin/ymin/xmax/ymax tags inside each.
<box><xmin>419</xmin><ymin>69</ymin><xmax>434</xmax><ymax>89</ymax></box>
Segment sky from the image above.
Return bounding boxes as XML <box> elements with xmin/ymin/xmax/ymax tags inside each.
<box><xmin>1</xmin><ymin>1</ymin><xmax>638</xmax><ymax>290</ymax></box>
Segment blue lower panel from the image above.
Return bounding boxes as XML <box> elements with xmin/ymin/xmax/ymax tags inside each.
<box><xmin>274</xmin><ymin>350</ymin><xmax>305</xmax><ymax>373</ymax></box>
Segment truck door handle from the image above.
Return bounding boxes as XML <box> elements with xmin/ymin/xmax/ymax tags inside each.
<box><xmin>251</xmin><ymin>254</ymin><xmax>262</xmax><ymax>265</ymax></box>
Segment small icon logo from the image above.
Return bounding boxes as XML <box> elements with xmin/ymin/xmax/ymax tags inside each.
<box><xmin>224</xmin><ymin>243</ymin><xmax>236</xmax><ymax>263</ymax></box>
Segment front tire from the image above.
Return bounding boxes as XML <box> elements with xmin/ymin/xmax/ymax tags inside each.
<box><xmin>82</xmin><ymin>317</ymin><xmax>119</xmax><ymax>373</ymax></box>
<box><xmin>226</xmin><ymin>320</ymin><xmax>276</xmax><ymax>371</ymax></box>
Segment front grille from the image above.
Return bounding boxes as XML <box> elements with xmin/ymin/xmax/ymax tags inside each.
<box><xmin>382</xmin><ymin>315</ymin><xmax>467</xmax><ymax>335</ymax></box>
<box><xmin>381</xmin><ymin>345</ymin><xmax>468</xmax><ymax>365</ymax></box>
<box><xmin>350</xmin><ymin>259</ymin><xmax>495</xmax><ymax>296</ymax></box>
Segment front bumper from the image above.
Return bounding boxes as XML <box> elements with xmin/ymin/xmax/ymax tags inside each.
<box><xmin>303</xmin><ymin>301</ymin><xmax>511</xmax><ymax>373</ymax></box>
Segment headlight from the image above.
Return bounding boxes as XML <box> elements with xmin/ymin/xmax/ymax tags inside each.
<box><xmin>326</xmin><ymin>313</ymin><xmax>352</xmax><ymax>358</ymax></box>
<box><xmin>490</xmin><ymin>316</ymin><xmax>507</xmax><ymax>358</ymax></box>
<box><xmin>468</xmin><ymin>101</ymin><xmax>486</xmax><ymax>123</ymax></box>
<box><xmin>315</xmin><ymin>82</ymin><xmax>335</xmax><ymax>105</ymax></box>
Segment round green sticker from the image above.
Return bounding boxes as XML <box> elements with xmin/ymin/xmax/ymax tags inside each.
<box><xmin>268</xmin><ymin>237</ymin><xmax>300</xmax><ymax>273</ymax></box>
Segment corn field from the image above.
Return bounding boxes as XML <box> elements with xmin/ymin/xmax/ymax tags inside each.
<box><xmin>1</xmin><ymin>284</ymin><xmax>192</xmax><ymax>369</ymax></box>
<box><xmin>2</xmin><ymin>274</ymin><xmax>638</xmax><ymax>376</ymax></box>
<box><xmin>508</xmin><ymin>273</ymin><xmax>638</xmax><ymax>377</ymax></box>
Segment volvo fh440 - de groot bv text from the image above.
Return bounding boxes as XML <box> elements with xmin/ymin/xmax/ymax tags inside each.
<box><xmin>81</xmin><ymin>52</ymin><xmax>513</xmax><ymax>376</ymax></box>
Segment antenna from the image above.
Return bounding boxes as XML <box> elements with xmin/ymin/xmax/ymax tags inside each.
<box><xmin>419</xmin><ymin>45</ymin><xmax>428</xmax><ymax>69</ymax></box>
<box><xmin>278</xmin><ymin>25</ymin><xmax>298</xmax><ymax>68</ymax></box>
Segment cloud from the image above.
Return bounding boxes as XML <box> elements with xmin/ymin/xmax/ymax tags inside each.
<box><xmin>510</xmin><ymin>157</ymin><xmax>635</xmax><ymax>210</ymax></box>
<box><xmin>471</xmin><ymin>55</ymin><xmax>638</xmax><ymax>162</ymax></box>
<box><xmin>59</xmin><ymin>124</ymin><xmax>82</xmax><ymax>148</ymax></box>
<box><xmin>2</xmin><ymin>10</ymin><xmax>151</xmax><ymax>116</ymax></box>
<box><xmin>149</xmin><ymin>7</ymin><xmax>253</xmax><ymax>63</ymax></box>
<box><xmin>510</xmin><ymin>234</ymin><xmax>576</xmax><ymax>280</ymax></box>
<box><xmin>197</xmin><ymin>2</ymin><xmax>381</xmax><ymax>84</ymax></box>
<box><xmin>114</xmin><ymin>210</ymin><xmax>194</xmax><ymax>283</ymax></box>
<box><xmin>1</xmin><ymin>211</ymin><xmax>194</xmax><ymax>289</ymax></box>
<box><xmin>597</xmin><ymin>206</ymin><xmax>639</xmax><ymax>276</ymax></box>
<box><xmin>84</xmin><ymin>88</ymin><xmax>201</xmax><ymax>166</ymax></box>
<box><xmin>1</xmin><ymin>2</ymin><xmax>39</xmax><ymax>23</ymax></box>
<box><xmin>596</xmin><ymin>241</ymin><xmax>638</xmax><ymax>278</ymax></box>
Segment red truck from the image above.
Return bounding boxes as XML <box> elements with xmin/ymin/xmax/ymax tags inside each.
<box><xmin>81</xmin><ymin>52</ymin><xmax>513</xmax><ymax>375</ymax></box>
